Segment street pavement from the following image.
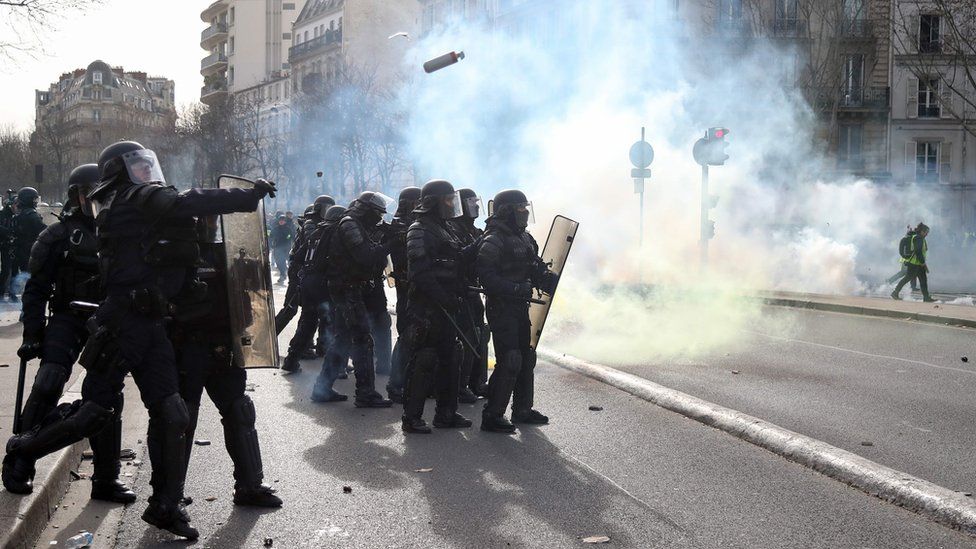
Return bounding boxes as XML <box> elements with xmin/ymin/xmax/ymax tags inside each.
<box><xmin>604</xmin><ymin>305</ymin><xmax>976</xmax><ymax>495</ymax></box>
<box><xmin>17</xmin><ymin>289</ymin><xmax>976</xmax><ymax>548</ymax></box>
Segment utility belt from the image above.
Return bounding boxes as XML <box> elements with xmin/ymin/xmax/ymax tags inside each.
<box><xmin>106</xmin><ymin>287</ymin><xmax>175</xmax><ymax>318</ymax></box>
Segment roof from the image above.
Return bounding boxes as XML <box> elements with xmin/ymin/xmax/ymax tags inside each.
<box><xmin>295</xmin><ymin>0</ymin><xmax>343</xmax><ymax>25</ymax></box>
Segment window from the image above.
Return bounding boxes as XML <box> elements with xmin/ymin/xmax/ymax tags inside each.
<box><xmin>93</xmin><ymin>109</ymin><xmax>101</xmax><ymax>122</ymax></box>
<box><xmin>919</xmin><ymin>14</ymin><xmax>941</xmax><ymax>53</ymax></box>
<box><xmin>842</xmin><ymin>0</ymin><xmax>864</xmax><ymax>22</ymax></box>
<box><xmin>837</xmin><ymin>125</ymin><xmax>863</xmax><ymax>168</ymax></box>
<box><xmin>94</xmin><ymin>130</ymin><xmax>101</xmax><ymax>142</ymax></box>
<box><xmin>93</xmin><ymin>89</ymin><xmax>101</xmax><ymax>100</ymax></box>
<box><xmin>916</xmin><ymin>142</ymin><xmax>939</xmax><ymax>182</ymax></box>
<box><xmin>918</xmin><ymin>78</ymin><xmax>940</xmax><ymax>117</ymax></box>
<box><xmin>842</xmin><ymin>54</ymin><xmax>864</xmax><ymax>106</ymax></box>
<box><xmin>93</xmin><ymin>72</ymin><xmax>102</xmax><ymax>84</ymax></box>
<box><xmin>229</xmin><ymin>7</ymin><xmax>235</xmax><ymax>24</ymax></box>
<box><xmin>718</xmin><ymin>0</ymin><xmax>742</xmax><ymax>20</ymax></box>
<box><xmin>229</xmin><ymin>67</ymin><xmax>235</xmax><ymax>86</ymax></box>
<box><xmin>229</xmin><ymin>37</ymin><xmax>235</xmax><ymax>53</ymax></box>
<box><xmin>304</xmin><ymin>31</ymin><xmax>309</xmax><ymax>41</ymax></box>
<box><xmin>775</xmin><ymin>0</ymin><xmax>798</xmax><ymax>21</ymax></box>
<box><xmin>283</xmin><ymin>2</ymin><xmax>296</xmax><ymax>9</ymax></box>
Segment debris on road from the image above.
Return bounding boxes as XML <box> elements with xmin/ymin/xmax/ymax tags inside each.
<box><xmin>69</xmin><ymin>470</ymin><xmax>82</xmax><ymax>480</ymax></box>
<box><xmin>415</xmin><ymin>468</ymin><xmax>433</xmax><ymax>473</ymax></box>
<box><xmin>194</xmin><ymin>439</ymin><xmax>211</xmax><ymax>446</ymax></box>
<box><xmin>860</xmin><ymin>441</ymin><xmax>874</xmax><ymax>447</ymax></box>
<box><xmin>205</xmin><ymin>496</ymin><xmax>217</xmax><ymax>502</ymax></box>
<box><xmin>731</xmin><ymin>370</ymin><xmax>740</xmax><ymax>375</ymax></box>
<box><xmin>264</xmin><ymin>538</ymin><xmax>274</xmax><ymax>547</ymax></box>
<box><xmin>81</xmin><ymin>450</ymin><xmax>93</xmax><ymax>460</ymax></box>
<box><xmin>64</xmin><ymin>531</ymin><xmax>94</xmax><ymax>548</ymax></box>
<box><xmin>583</xmin><ymin>535</ymin><xmax>611</xmax><ymax>543</ymax></box>
<box><xmin>588</xmin><ymin>405</ymin><xmax>603</xmax><ymax>411</ymax></box>
<box><xmin>342</xmin><ymin>486</ymin><xmax>352</xmax><ymax>493</ymax></box>
<box><xmin>962</xmin><ymin>357</ymin><xmax>969</xmax><ymax>363</ymax></box>
<box><xmin>120</xmin><ymin>448</ymin><xmax>136</xmax><ymax>460</ymax></box>
<box><xmin>246</xmin><ymin>383</ymin><xmax>258</xmax><ymax>392</ymax></box>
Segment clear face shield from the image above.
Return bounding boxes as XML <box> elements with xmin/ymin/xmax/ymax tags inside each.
<box><xmin>463</xmin><ymin>196</ymin><xmax>481</xmax><ymax>219</ymax></box>
<box><xmin>440</xmin><ymin>192</ymin><xmax>464</xmax><ymax>219</ymax></box>
<box><xmin>122</xmin><ymin>149</ymin><xmax>165</xmax><ymax>185</ymax></box>
<box><xmin>365</xmin><ymin>192</ymin><xmax>396</xmax><ymax>214</ymax></box>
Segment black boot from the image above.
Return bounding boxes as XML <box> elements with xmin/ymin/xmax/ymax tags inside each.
<box><xmin>480</xmin><ymin>413</ymin><xmax>516</xmax><ymax>434</ymax></box>
<box><xmin>512</xmin><ymin>409</ymin><xmax>549</xmax><ymax>425</ymax></box>
<box><xmin>433</xmin><ymin>411</ymin><xmax>472</xmax><ymax>429</ymax></box>
<box><xmin>142</xmin><ymin>501</ymin><xmax>199</xmax><ymax>540</ymax></box>
<box><xmin>90</xmin><ymin>397</ymin><xmax>135</xmax><ymax>503</ymax></box>
<box><xmin>401</xmin><ymin>416</ymin><xmax>432</xmax><ymax>434</ymax></box>
<box><xmin>387</xmin><ymin>385</ymin><xmax>404</xmax><ymax>404</ymax></box>
<box><xmin>354</xmin><ymin>390</ymin><xmax>392</xmax><ymax>408</ymax></box>
<box><xmin>1</xmin><ymin>453</ymin><xmax>34</xmax><ymax>494</ymax></box>
<box><xmin>222</xmin><ymin>396</ymin><xmax>281</xmax><ymax>507</ymax></box>
<box><xmin>458</xmin><ymin>387</ymin><xmax>479</xmax><ymax>404</ymax></box>
<box><xmin>281</xmin><ymin>355</ymin><xmax>301</xmax><ymax>373</ymax></box>
<box><xmin>234</xmin><ymin>483</ymin><xmax>282</xmax><ymax>507</ymax></box>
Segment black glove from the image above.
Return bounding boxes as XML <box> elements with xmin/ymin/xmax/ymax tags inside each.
<box><xmin>514</xmin><ymin>281</ymin><xmax>533</xmax><ymax>299</ymax></box>
<box><xmin>18</xmin><ymin>335</ymin><xmax>42</xmax><ymax>360</ymax></box>
<box><xmin>540</xmin><ymin>271</ymin><xmax>559</xmax><ymax>295</ymax></box>
<box><xmin>253</xmin><ymin>179</ymin><xmax>277</xmax><ymax>199</ymax></box>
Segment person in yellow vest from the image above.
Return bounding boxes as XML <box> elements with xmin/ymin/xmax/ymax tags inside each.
<box><xmin>891</xmin><ymin>223</ymin><xmax>934</xmax><ymax>302</ymax></box>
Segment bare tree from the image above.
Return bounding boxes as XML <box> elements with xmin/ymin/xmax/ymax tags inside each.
<box><xmin>31</xmin><ymin>108</ymin><xmax>75</xmax><ymax>198</ymax></box>
<box><xmin>0</xmin><ymin>125</ymin><xmax>34</xmax><ymax>191</ymax></box>
<box><xmin>890</xmin><ymin>0</ymin><xmax>976</xmax><ymax>137</ymax></box>
<box><xmin>0</xmin><ymin>0</ymin><xmax>105</xmax><ymax>63</ymax></box>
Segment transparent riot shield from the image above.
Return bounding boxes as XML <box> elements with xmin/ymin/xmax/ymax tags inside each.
<box><xmin>35</xmin><ymin>204</ymin><xmax>60</xmax><ymax>227</ymax></box>
<box><xmin>528</xmin><ymin>215</ymin><xmax>579</xmax><ymax>350</ymax></box>
<box><xmin>217</xmin><ymin>175</ymin><xmax>279</xmax><ymax>368</ymax></box>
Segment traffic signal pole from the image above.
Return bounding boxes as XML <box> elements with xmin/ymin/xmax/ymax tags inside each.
<box><xmin>700</xmin><ymin>164</ymin><xmax>709</xmax><ymax>271</ymax></box>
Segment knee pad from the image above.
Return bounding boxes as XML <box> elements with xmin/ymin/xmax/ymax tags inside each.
<box><xmin>223</xmin><ymin>396</ymin><xmax>257</xmax><ymax>427</ymax></box>
<box><xmin>149</xmin><ymin>393</ymin><xmax>190</xmax><ymax>432</ymax></box>
<box><xmin>31</xmin><ymin>362</ymin><xmax>69</xmax><ymax>397</ymax></box>
<box><xmin>71</xmin><ymin>401</ymin><xmax>114</xmax><ymax>438</ymax></box>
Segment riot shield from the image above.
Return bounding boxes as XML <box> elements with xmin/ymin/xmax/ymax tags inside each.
<box><xmin>35</xmin><ymin>204</ymin><xmax>60</xmax><ymax>227</ymax></box>
<box><xmin>528</xmin><ymin>215</ymin><xmax>579</xmax><ymax>350</ymax></box>
<box><xmin>217</xmin><ymin>175</ymin><xmax>279</xmax><ymax>368</ymax></box>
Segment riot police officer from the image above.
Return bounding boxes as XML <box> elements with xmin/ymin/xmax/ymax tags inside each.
<box><xmin>449</xmin><ymin>188</ymin><xmax>489</xmax><ymax>403</ymax></box>
<box><xmin>3</xmin><ymin>141</ymin><xmax>275</xmax><ymax>539</ymax></box>
<box><xmin>2</xmin><ymin>165</ymin><xmax>134</xmax><ymax>503</ymax></box>
<box><xmin>0</xmin><ymin>191</ymin><xmax>16</xmax><ymax>300</ymax></box>
<box><xmin>323</xmin><ymin>192</ymin><xmax>395</xmax><ymax>408</ymax></box>
<box><xmin>170</xmin><ymin>216</ymin><xmax>282</xmax><ymax>508</ymax></box>
<box><xmin>385</xmin><ymin>186</ymin><xmax>421</xmax><ymax>402</ymax></box>
<box><xmin>477</xmin><ymin>190</ymin><xmax>557</xmax><ymax>434</ymax></box>
<box><xmin>11</xmin><ymin>186</ymin><xmax>46</xmax><ymax>298</ymax></box>
<box><xmin>401</xmin><ymin>180</ymin><xmax>471</xmax><ymax>434</ymax></box>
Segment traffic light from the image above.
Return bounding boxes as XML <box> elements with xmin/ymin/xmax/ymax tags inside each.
<box><xmin>692</xmin><ymin>127</ymin><xmax>730</xmax><ymax>166</ymax></box>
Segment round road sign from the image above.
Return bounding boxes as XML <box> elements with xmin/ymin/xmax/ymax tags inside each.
<box><xmin>629</xmin><ymin>140</ymin><xmax>654</xmax><ymax>169</ymax></box>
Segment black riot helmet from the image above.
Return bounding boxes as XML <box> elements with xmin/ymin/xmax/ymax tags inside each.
<box><xmin>323</xmin><ymin>205</ymin><xmax>347</xmax><ymax>225</ymax></box>
<box><xmin>66</xmin><ymin>163</ymin><xmax>100</xmax><ymax>216</ymax></box>
<box><xmin>97</xmin><ymin>140</ymin><xmax>165</xmax><ymax>185</ymax></box>
<box><xmin>16</xmin><ymin>187</ymin><xmax>40</xmax><ymax>209</ymax></box>
<box><xmin>415</xmin><ymin>180</ymin><xmax>462</xmax><ymax>220</ymax></box>
<box><xmin>395</xmin><ymin>186</ymin><xmax>422</xmax><ymax>217</ymax></box>
<box><xmin>491</xmin><ymin>189</ymin><xmax>534</xmax><ymax>230</ymax></box>
<box><xmin>348</xmin><ymin>191</ymin><xmax>395</xmax><ymax>226</ymax></box>
<box><xmin>457</xmin><ymin>188</ymin><xmax>481</xmax><ymax>220</ymax></box>
<box><xmin>314</xmin><ymin>195</ymin><xmax>336</xmax><ymax>217</ymax></box>
<box><xmin>302</xmin><ymin>204</ymin><xmax>316</xmax><ymax>219</ymax></box>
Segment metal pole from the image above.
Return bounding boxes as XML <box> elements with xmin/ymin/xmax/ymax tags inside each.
<box><xmin>640</xmin><ymin>127</ymin><xmax>646</xmax><ymax>249</ymax></box>
<box><xmin>700</xmin><ymin>164</ymin><xmax>709</xmax><ymax>271</ymax></box>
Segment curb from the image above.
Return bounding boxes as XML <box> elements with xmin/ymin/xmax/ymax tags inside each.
<box><xmin>539</xmin><ymin>349</ymin><xmax>976</xmax><ymax>536</ymax></box>
<box><xmin>759</xmin><ymin>296</ymin><xmax>976</xmax><ymax>330</ymax></box>
<box><xmin>1</xmin><ymin>376</ymin><xmax>87</xmax><ymax>549</ymax></box>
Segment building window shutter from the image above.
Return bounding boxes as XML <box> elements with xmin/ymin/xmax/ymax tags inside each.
<box><xmin>940</xmin><ymin>142</ymin><xmax>952</xmax><ymax>183</ymax></box>
<box><xmin>940</xmin><ymin>79</ymin><xmax>954</xmax><ymax>118</ymax></box>
<box><xmin>905</xmin><ymin>141</ymin><xmax>917</xmax><ymax>181</ymax></box>
<box><xmin>909</xmin><ymin>15</ymin><xmax>920</xmax><ymax>52</ymax></box>
<box><xmin>907</xmin><ymin>77</ymin><xmax>919</xmax><ymax>118</ymax></box>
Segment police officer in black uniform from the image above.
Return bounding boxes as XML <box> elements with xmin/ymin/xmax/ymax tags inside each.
<box><xmin>323</xmin><ymin>192</ymin><xmax>395</xmax><ymax>408</ymax></box>
<box><xmin>170</xmin><ymin>216</ymin><xmax>282</xmax><ymax>508</ymax></box>
<box><xmin>448</xmin><ymin>188</ymin><xmax>489</xmax><ymax>403</ymax></box>
<box><xmin>2</xmin><ymin>165</ymin><xmax>134</xmax><ymax>503</ymax></box>
<box><xmin>401</xmin><ymin>180</ymin><xmax>472</xmax><ymax>434</ymax></box>
<box><xmin>3</xmin><ymin>141</ymin><xmax>274</xmax><ymax>540</ymax></box>
<box><xmin>477</xmin><ymin>190</ymin><xmax>557</xmax><ymax>434</ymax></box>
<box><xmin>0</xmin><ymin>192</ymin><xmax>16</xmax><ymax>300</ymax></box>
<box><xmin>385</xmin><ymin>186</ymin><xmax>421</xmax><ymax>402</ymax></box>
<box><xmin>11</xmin><ymin>187</ymin><xmax>46</xmax><ymax>299</ymax></box>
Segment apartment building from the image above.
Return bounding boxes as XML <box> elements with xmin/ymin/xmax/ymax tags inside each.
<box><xmin>33</xmin><ymin>60</ymin><xmax>176</xmax><ymax>197</ymax></box>
<box><xmin>199</xmin><ymin>0</ymin><xmax>299</xmax><ymax>105</ymax></box>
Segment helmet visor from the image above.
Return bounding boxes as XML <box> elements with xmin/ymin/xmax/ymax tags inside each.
<box><xmin>365</xmin><ymin>192</ymin><xmax>396</xmax><ymax>214</ymax></box>
<box><xmin>441</xmin><ymin>192</ymin><xmax>464</xmax><ymax>219</ymax></box>
<box><xmin>463</xmin><ymin>196</ymin><xmax>482</xmax><ymax>219</ymax></box>
<box><xmin>122</xmin><ymin>149</ymin><xmax>165</xmax><ymax>184</ymax></box>
<box><xmin>514</xmin><ymin>201</ymin><xmax>535</xmax><ymax>226</ymax></box>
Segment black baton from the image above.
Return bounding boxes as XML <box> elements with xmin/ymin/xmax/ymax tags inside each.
<box><xmin>13</xmin><ymin>357</ymin><xmax>27</xmax><ymax>434</ymax></box>
<box><xmin>436</xmin><ymin>305</ymin><xmax>481</xmax><ymax>360</ymax></box>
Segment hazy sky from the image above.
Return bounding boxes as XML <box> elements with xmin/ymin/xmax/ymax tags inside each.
<box><xmin>0</xmin><ymin>0</ymin><xmax>207</xmax><ymax>132</ymax></box>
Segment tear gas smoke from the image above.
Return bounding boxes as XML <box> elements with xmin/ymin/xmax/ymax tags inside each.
<box><xmin>393</xmin><ymin>3</ymin><xmax>964</xmax><ymax>363</ymax></box>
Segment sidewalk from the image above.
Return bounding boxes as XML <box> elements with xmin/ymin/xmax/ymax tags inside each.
<box><xmin>759</xmin><ymin>290</ymin><xmax>976</xmax><ymax>329</ymax></box>
<box><xmin>0</xmin><ymin>305</ymin><xmax>86</xmax><ymax>549</ymax></box>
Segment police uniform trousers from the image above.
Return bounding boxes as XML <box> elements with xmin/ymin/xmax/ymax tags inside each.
<box><xmin>483</xmin><ymin>301</ymin><xmax>536</xmax><ymax>417</ymax></box>
<box><xmin>326</xmin><ymin>281</ymin><xmax>378</xmax><ymax>397</ymax></box>
<box><xmin>364</xmin><ymin>280</ymin><xmax>392</xmax><ymax>375</ymax></box>
<box><xmin>402</xmin><ymin>301</ymin><xmax>460</xmax><ymax>419</ymax></box>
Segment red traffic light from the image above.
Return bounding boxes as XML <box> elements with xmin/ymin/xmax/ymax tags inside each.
<box><xmin>708</xmin><ymin>127</ymin><xmax>729</xmax><ymax>140</ymax></box>
<box><xmin>714</xmin><ymin>130</ymin><xmax>724</xmax><ymax>138</ymax></box>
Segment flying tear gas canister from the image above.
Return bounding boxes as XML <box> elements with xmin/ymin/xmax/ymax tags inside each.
<box><xmin>423</xmin><ymin>51</ymin><xmax>465</xmax><ymax>74</ymax></box>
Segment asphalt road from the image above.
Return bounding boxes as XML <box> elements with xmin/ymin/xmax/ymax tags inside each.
<box><xmin>42</xmin><ymin>359</ymin><xmax>971</xmax><ymax>549</ymax></box>
<box><xmin>602</xmin><ymin>306</ymin><xmax>976</xmax><ymax>495</ymax></box>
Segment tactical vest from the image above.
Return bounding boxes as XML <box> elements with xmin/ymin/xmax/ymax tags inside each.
<box><xmin>305</xmin><ymin>222</ymin><xmax>339</xmax><ymax>275</ymax></box>
<box><xmin>409</xmin><ymin>215</ymin><xmax>462</xmax><ymax>283</ymax></box>
<box><xmin>52</xmin><ymin>213</ymin><xmax>101</xmax><ymax>310</ymax></box>
<box><xmin>487</xmin><ymin>224</ymin><xmax>537</xmax><ymax>282</ymax></box>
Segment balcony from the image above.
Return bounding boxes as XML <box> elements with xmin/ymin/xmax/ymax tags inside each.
<box><xmin>200</xmin><ymin>52</ymin><xmax>228</xmax><ymax>74</ymax></box>
<box><xmin>772</xmin><ymin>17</ymin><xmax>807</xmax><ymax>37</ymax></box>
<box><xmin>812</xmin><ymin>86</ymin><xmax>889</xmax><ymax>112</ymax></box>
<box><xmin>200</xmin><ymin>22</ymin><xmax>228</xmax><ymax>47</ymax></box>
<box><xmin>201</xmin><ymin>0</ymin><xmax>228</xmax><ymax>22</ymax></box>
<box><xmin>200</xmin><ymin>78</ymin><xmax>228</xmax><ymax>104</ymax></box>
<box><xmin>840</xmin><ymin>19</ymin><xmax>874</xmax><ymax>39</ymax></box>
<box><xmin>288</xmin><ymin>29</ymin><xmax>342</xmax><ymax>63</ymax></box>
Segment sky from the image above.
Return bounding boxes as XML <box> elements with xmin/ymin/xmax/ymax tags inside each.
<box><xmin>0</xmin><ymin>0</ymin><xmax>208</xmax><ymax>132</ymax></box>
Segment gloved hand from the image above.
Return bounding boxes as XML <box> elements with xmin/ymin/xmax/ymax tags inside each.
<box><xmin>253</xmin><ymin>179</ymin><xmax>277</xmax><ymax>199</ymax></box>
<box><xmin>514</xmin><ymin>281</ymin><xmax>533</xmax><ymax>299</ymax></box>
<box><xmin>539</xmin><ymin>271</ymin><xmax>560</xmax><ymax>294</ymax></box>
<box><xmin>18</xmin><ymin>334</ymin><xmax>42</xmax><ymax>360</ymax></box>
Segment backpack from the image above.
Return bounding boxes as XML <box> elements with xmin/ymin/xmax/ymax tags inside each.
<box><xmin>898</xmin><ymin>234</ymin><xmax>913</xmax><ymax>259</ymax></box>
